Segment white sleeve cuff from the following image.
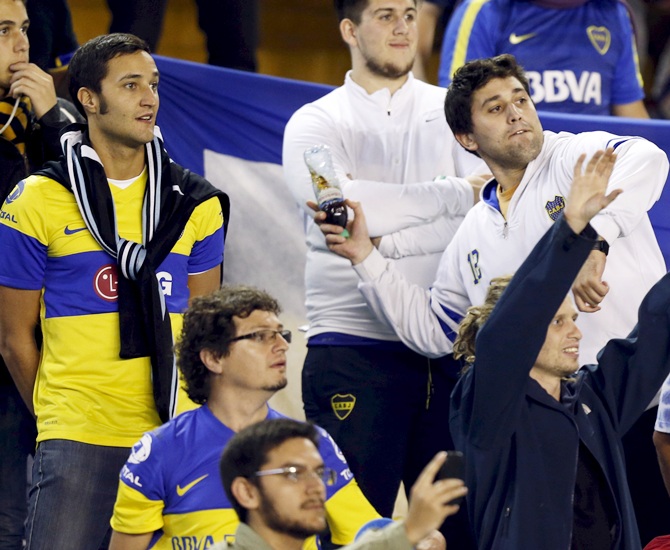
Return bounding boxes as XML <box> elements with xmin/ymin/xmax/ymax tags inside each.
<box><xmin>353</xmin><ymin>248</ymin><xmax>391</xmax><ymax>282</ymax></box>
<box><xmin>589</xmin><ymin>214</ymin><xmax>620</xmax><ymax>244</ymax></box>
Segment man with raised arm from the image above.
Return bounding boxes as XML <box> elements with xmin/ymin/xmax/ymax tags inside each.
<box><xmin>448</xmin><ymin>150</ymin><xmax>670</xmax><ymax>549</ymax></box>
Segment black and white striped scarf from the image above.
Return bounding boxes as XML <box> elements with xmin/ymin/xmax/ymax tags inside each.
<box><xmin>37</xmin><ymin>124</ymin><xmax>229</xmax><ymax>422</ymax></box>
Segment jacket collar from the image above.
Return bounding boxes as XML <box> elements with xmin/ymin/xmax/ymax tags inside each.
<box><xmin>233</xmin><ymin>523</ymin><xmax>276</xmax><ymax>550</ymax></box>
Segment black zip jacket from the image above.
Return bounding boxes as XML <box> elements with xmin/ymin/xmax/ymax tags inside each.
<box><xmin>451</xmin><ymin>216</ymin><xmax>670</xmax><ymax>550</ymax></box>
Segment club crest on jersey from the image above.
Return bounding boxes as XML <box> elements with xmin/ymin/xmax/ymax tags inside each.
<box><xmin>5</xmin><ymin>180</ymin><xmax>24</xmax><ymax>204</ymax></box>
<box><xmin>128</xmin><ymin>433</ymin><xmax>152</xmax><ymax>464</ymax></box>
<box><xmin>587</xmin><ymin>26</ymin><xmax>611</xmax><ymax>55</ymax></box>
<box><xmin>93</xmin><ymin>264</ymin><xmax>119</xmax><ymax>302</ymax></box>
<box><xmin>545</xmin><ymin>195</ymin><xmax>566</xmax><ymax>221</ymax></box>
<box><xmin>331</xmin><ymin>394</ymin><xmax>356</xmax><ymax>421</ymax></box>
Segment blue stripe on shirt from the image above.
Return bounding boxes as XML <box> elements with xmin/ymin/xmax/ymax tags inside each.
<box><xmin>188</xmin><ymin>226</ymin><xmax>224</xmax><ymax>274</ymax></box>
<box><xmin>607</xmin><ymin>138</ymin><xmax>632</xmax><ymax>151</ymax></box>
<box><xmin>0</xmin><ymin>225</ymin><xmax>47</xmax><ymax>290</ymax></box>
<box><xmin>436</xmin><ymin>300</ymin><xmax>464</xmax><ymax>343</ymax></box>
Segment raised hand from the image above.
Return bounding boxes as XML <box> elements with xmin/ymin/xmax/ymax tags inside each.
<box><xmin>563</xmin><ymin>148</ymin><xmax>621</xmax><ymax>235</ymax></box>
<box><xmin>8</xmin><ymin>62</ymin><xmax>58</xmax><ymax>119</ymax></box>
<box><xmin>403</xmin><ymin>451</ymin><xmax>468</xmax><ymax>546</ymax></box>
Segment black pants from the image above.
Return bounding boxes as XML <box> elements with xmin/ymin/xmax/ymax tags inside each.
<box><xmin>106</xmin><ymin>0</ymin><xmax>258</xmax><ymax>71</ymax></box>
<box><xmin>195</xmin><ymin>0</ymin><xmax>258</xmax><ymax>71</ymax></box>
<box><xmin>303</xmin><ymin>345</ymin><xmax>475</xmax><ymax>549</ymax></box>
<box><xmin>26</xmin><ymin>0</ymin><xmax>78</xmax><ymax>69</ymax></box>
<box><xmin>0</xmin><ymin>381</ymin><xmax>36</xmax><ymax>550</ymax></box>
<box><xmin>107</xmin><ymin>0</ymin><xmax>169</xmax><ymax>52</ymax></box>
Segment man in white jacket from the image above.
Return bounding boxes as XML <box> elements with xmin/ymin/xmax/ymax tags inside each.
<box><xmin>324</xmin><ymin>54</ymin><xmax>667</xmax><ymax>366</ymax></box>
<box><xmin>282</xmin><ymin>0</ymin><xmax>484</xmax><ymax>537</ymax></box>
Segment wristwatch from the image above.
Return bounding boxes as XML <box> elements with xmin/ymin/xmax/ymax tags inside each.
<box><xmin>593</xmin><ymin>239</ymin><xmax>609</xmax><ymax>256</ymax></box>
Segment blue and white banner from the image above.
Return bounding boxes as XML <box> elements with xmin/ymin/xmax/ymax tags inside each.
<box><xmin>154</xmin><ymin>56</ymin><xmax>670</xmax><ymax>415</ymax></box>
<box><xmin>155</xmin><ymin>56</ymin><xmax>332</xmax><ymax>416</ymax></box>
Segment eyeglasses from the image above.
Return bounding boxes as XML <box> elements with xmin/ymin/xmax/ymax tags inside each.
<box><xmin>227</xmin><ymin>329</ymin><xmax>292</xmax><ymax>345</ymax></box>
<box><xmin>254</xmin><ymin>465</ymin><xmax>337</xmax><ymax>486</ymax></box>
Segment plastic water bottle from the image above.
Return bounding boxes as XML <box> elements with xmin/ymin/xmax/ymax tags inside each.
<box><xmin>304</xmin><ymin>144</ymin><xmax>348</xmax><ymax>231</ymax></box>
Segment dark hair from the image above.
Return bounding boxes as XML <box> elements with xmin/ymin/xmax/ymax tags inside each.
<box><xmin>220</xmin><ymin>419</ymin><xmax>320</xmax><ymax>523</ymax></box>
<box><xmin>444</xmin><ymin>54</ymin><xmax>531</xmax><ymax>137</ymax></box>
<box><xmin>175</xmin><ymin>285</ymin><xmax>281</xmax><ymax>405</ymax></box>
<box><xmin>333</xmin><ymin>0</ymin><xmax>418</xmax><ymax>23</ymax></box>
<box><xmin>453</xmin><ymin>275</ymin><xmax>512</xmax><ymax>370</ymax></box>
<box><xmin>333</xmin><ymin>0</ymin><xmax>369</xmax><ymax>23</ymax></box>
<box><xmin>68</xmin><ymin>33</ymin><xmax>151</xmax><ymax>118</ymax></box>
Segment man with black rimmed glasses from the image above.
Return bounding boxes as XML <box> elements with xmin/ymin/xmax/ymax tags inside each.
<box><xmin>108</xmin><ymin>285</ymin><xmax>382</xmax><ymax>550</ymax></box>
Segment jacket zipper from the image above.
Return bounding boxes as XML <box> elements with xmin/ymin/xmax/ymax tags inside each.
<box><xmin>566</xmin><ymin>416</ymin><xmax>580</xmax><ymax>548</ymax></box>
<box><xmin>502</xmin><ymin>506</ymin><xmax>511</xmax><ymax>536</ymax></box>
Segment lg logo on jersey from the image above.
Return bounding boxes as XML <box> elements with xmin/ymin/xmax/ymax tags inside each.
<box><xmin>94</xmin><ymin>265</ymin><xmax>119</xmax><ymax>302</ymax></box>
<box><xmin>93</xmin><ymin>265</ymin><xmax>174</xmax><ymax>301</ymax></box>
<box><xmin>157</xmin><ymin>271</ymin><xmax>173</xmax><ymax>296</ymax></box>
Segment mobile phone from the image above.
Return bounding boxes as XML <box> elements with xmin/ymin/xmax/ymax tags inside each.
<box><xmin>436</xmin><ymin>451</ymin><xmax>465</xmax><ymax>505</ymax></box>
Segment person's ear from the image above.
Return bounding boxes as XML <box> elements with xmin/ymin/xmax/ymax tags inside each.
<box><xmin>340</xmin><ymin>18</ymin><xmax>358</xmax><ymax>48</ymax></box>
<box><xmin>77</xmin><ymin>88</ymin><xmax>97</xmax><ymax>116</ymax></box>
<box><xmin>199</xmin><ymin>348</ymin><xmax>225</xmax><ymax>375</ymax></box>
<box><xmin>456</xmin><ymin>132</ymin><xmax>479</xmax><ymax>153</ymax></box>
<box><xmin>231</xmin><ymin>477</ymin><xmax>261</xmax><ymax>511</ymax></box>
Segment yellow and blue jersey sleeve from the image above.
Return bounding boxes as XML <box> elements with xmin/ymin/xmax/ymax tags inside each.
<box><xmin>0</xmin><ymin>177</ymin><xmax>51</xmax><ymax>289</ymax></box>
<box><xmin>182</xmin><ymin>196</ymin><xmax>224</xmax><ymax>275</ymax></box>
<box><xmin>111</xmin><ymin>481</ymin><xmax>165</xmax><ymax>535</ymax></box>
<box><xmin>316</xmin><ymin>427</ymin><xmax>382</xmax><ymax>546</ymax></box>
<box><xmin>325</xmin><ymin>480</ymin><xmax>382</xmax><ymax>546</ymax></box>
<box><xmin>111</xmin><ymin>431</ymin><xmax>168</xmax><ymax>536</ymax></box>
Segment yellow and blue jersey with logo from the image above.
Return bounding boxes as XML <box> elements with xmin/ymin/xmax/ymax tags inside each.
<box><xmin>0</xmin><ymin>173</ymin><xmax>224</xmax><ymax>447</ymax></box>
<box><xmin>111</xmin><ymin>406</ymin><xmax>381</xmax><ymax>549</ymax></box>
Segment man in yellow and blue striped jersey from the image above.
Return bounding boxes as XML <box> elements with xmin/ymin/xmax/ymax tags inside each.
<box><xmin>0</xmin><ymin>33</ymin><xmax>228</xmax><ymax>549</ymax></box>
